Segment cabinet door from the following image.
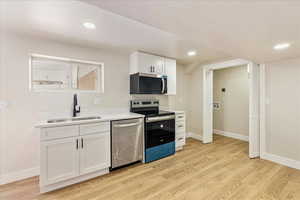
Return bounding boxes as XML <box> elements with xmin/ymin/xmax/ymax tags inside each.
<box><xmin>40</xmin><ymin>137</ymin><xmax>80</xmax><ymax>185</ymax></box>
<box><xmin>80</xmin><ymin>132</ymin><xmax>110</xmax><ymax>175</ymax></box>
<box><xmin>153</xmin><ymin>56</ymin><xmax>165</xmax><ymax>75</ymax></box>
<box><xmin>165</xmin><ymin>58</ymin><xmax>176</xmax><ymax>95</ymax></box>
<box><xmin>138</xmin><ymin>52</ymin><xmax>156</xmax><ymax>74</ymax></box>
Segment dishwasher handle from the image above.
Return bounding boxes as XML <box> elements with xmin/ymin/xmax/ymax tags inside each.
<box><xmin>113</xmin><ymin>122</ymin><xmax>142</xmax><ymax>128</ymax></box>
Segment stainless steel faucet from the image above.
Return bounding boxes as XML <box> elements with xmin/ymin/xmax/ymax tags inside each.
<box><xmin>73</xmin><ymin>94</ymin><xmax>80</xmax><ymax>117</ymax></box>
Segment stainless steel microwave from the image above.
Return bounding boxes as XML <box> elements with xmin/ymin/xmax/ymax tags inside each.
<box><xmin>130</xmin><ymin>73</ymin><xmax>167</xmax><ymax>94</ymax></box>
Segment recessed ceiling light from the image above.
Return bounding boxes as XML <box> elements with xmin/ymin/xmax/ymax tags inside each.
<box><xmin>83</xmin><ymin>22</ymin><xmax>96</xmax><ymax>30</ymax></box>
<box><xmin>187</xmin><ymin>50</ymin><xmax>197</xmax><ymax>56</ymax></box>
<box><xmin>273</xmin><ymin>43</ymin><xmax>290</xmax><ymax>50</ymax></box>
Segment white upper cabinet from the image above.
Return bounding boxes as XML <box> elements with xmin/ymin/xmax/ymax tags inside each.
<box><xmin>130</xmin><ymin>52</ymin><xmax>165</xmax><ymax>75</ymax></box>
<box><xmin>130</xmin><ymin>51</ymin><xmax>177</xmax><ymax>95</ymax></box>
<box><xmin>165</xmin><ymin>58</ymin><xmax>176</xmax><ymax>95</ymax></box>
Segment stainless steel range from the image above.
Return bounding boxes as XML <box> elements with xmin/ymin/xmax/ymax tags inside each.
<box><xmin>130</xmin><ymin>100</ymin><xmax>175</xmax><ymax>163</ymax></box>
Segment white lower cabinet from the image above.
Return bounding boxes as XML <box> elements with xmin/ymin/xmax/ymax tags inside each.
<box><xmin>41</xmin><ymin>137</ymin><xmax>80</xmax><ymax>185</ymax></box>
<box><xmin>39</xmin><ymin>122</ymin><xmax>111</xmax><ymax>193</ymax></box>
<box><xmin>175</xmin><ymin>112</ymin><xmax>186</xmax><ymax>151</ymax></box>
<box><xmin>80</xmin><ymin>133</ymin><xmax>110</xmax><ymax>175</ymax></box>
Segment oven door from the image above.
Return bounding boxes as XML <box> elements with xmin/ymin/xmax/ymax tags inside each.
<box><xmin>145</xmin><ymin>115</ymin><xmax>175</xmax><ymax>149</ymax></box>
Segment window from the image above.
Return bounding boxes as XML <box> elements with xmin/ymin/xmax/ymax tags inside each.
<box><xmin>29</xmin><ymin>54</ymin><xmax>104</xmax><ymax>93</ymax></box>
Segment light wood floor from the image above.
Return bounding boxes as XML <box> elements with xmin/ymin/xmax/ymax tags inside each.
<box><xmin>1</xmin><ymin>135</ymin><xmax>300</xmax><ymax>200</ymax></box>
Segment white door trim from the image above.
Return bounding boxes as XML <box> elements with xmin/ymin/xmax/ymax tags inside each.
<box><xmin>202</xmin><ymin>67</ymin><xmax>213</xmax><ymax>143</ymax></box>
<box><xmin>259</xmin><ymin>64</ymin><xmax>267</xmax><ymax>157</ymax></box>
<box><xmin>202</xmin><ymin>59</ymin><xmax>260</xmax><ymax>158</ymax></box>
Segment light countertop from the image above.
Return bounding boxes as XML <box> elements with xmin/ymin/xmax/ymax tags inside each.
<box><xmin>35</xmin><ymin>112</ymin><xmax>144</xmax><ymax>128</ymax></box>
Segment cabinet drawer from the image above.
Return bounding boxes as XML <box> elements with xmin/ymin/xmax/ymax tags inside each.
<box><xmin>80</xmin><ymin>122</ymin><xmax>110</xmax><ymax>136</ymax></box>
<box><xmin>176</xmin><ymin>114</ymin><xmax>185</xmax><ymax>121</ymax></box>
<box><xmin>176</xmin><ymin>131</ymin><xmax>185</xmax><ymax>138</ymax></box>
<box><xmin>176</xmin><ymin>136</ymin><xmax>186</xmax><ymax>147</ymax></box>
<box><xmin>176</xmin><ymin>121</ymin><xmax>185</xmax><ymax>132</ymax></box>
<box><xmin>41</xmin><ymin>125</ymin><xmax>79</xmax><ymax>141</ymax></box>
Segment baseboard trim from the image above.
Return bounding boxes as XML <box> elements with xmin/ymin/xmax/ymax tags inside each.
<box><xmin>261</xmin><ymin>153</ymin><xmax>300</xmax><ymax>170</ymax></box>
<box><xmin>187</xmin><ymin>132</ymin><xmax>202</xmax><ymax>141</ymax></box>
<box><xmin>40</xmin><ymin>168</ymin><xmax>109</xmax><ymax>193</ymax></box>
<box><xmin>214</xmin><ymin>129</ymin><xmax>249</xmax><ymax>142</ymax></box>
<box><xmin>0</xmin><ymin>167</ymin><xmax>39</xmax><ymax>185</ymax></box>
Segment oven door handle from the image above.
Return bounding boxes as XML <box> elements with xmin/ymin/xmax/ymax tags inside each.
<box><xmin>113</xmin><ymin>122</ymin><xmax>142</xmax><ymax>128</ymax></box>
<box><xmin>146</xmin><ymin>115</ymin><xmax>175</xmax><ymax>123</ymax></box>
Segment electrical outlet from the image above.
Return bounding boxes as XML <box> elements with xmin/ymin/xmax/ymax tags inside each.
<box><xmin>213</xmin><ymin>102</ymin><xmax>221</xmax><ymax>110</ymax></box>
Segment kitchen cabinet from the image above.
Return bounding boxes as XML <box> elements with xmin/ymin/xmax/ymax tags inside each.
<box><xmin>80</xmin><ymin>133</ymin><xmax>110</xmax><ymax>175</ymax></box>
<box><xmin>39</xmin><ymin>122</ymin><xmax>110</xmax><ymax>193</ymax></box>
<box><xmin>130</xmin><ymin>52</ymin><xmax>165</xmax><ymax>75</ymax></box>
<box><xmin>130</xmin><ymin>51</ymin><xmax>177</xmax><ymax>95</ymax></box>
<box><xmin>40</xmin><ymin>137</ymin><xmax>80</xmax><ymax>185</ymax></box>
<box><xmin>175</xmin><ymin>112</ymin><xmax>186</xmax><ymax>151</ymax></box>
<box><xmin>165</xmin><ymin>58</ymin><xmax>176</xmax><ymax>95</ymax></box>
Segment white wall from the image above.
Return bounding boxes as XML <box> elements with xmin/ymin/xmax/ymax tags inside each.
<box><xmin>0</xmin><ymin>28</ymin><xmax>5</xmax><ymax>182</ymax></box>
<box><xmin>265</xmin><ymin>58</ymin><xmax>300</xmax><ymax>162</ymax></box>
<box><xmin>187</xmin><ymin>66</ymin><xmax>204</xmax><ymax>136</ymax></box>
<box><xmin>213</xmin><ymin>66</ymin><xmax>249</xmax><ymax>136</ymax></box>
<box><xmin>0</xmin><ymin>32</ymin><xmax>131</xmax><ymax>183</ymax></box>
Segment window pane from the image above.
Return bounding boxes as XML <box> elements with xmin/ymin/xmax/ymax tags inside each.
<box><xmin>30</xmin><ymin>55</ymin><xmax>103</xmax><ymax>92</ymax></box>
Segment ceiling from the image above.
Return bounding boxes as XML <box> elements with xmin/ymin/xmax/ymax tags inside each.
<box><xmin>2</xmin><ymin>0</ymin><xmax>300</xmax><ymax>65</ymax></box>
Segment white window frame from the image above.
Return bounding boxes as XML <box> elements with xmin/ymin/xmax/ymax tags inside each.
<box><xmin>29</xmin><ymin>54</ymin><xmax>104</xmax><ymax>93</ymax></box>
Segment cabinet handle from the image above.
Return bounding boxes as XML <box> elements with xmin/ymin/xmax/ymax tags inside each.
<box><xmin>81</xmin><ymin>138</ymin><xmax>84</xmax><ymax>149</ymax></box>
<box><xmin>178</xmin><ymin>125</ymin><xmax>183</xmax><ymax>128</ymax></box>
<box><xmin>76</xmin><ymin>139</ymin><xmax>79</xmax><ymax>150</ymax></box>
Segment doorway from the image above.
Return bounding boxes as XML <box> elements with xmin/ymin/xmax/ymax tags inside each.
<box><xmin>203</xmin><ymin>59</ymin><xmax>260</xmax><ymax>158</ymax></box>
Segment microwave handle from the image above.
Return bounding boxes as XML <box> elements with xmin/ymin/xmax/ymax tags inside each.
<box><xmin>161</xmin><ymin>77</ymin><xmax>165</xmax><ymax>93</ymax></box>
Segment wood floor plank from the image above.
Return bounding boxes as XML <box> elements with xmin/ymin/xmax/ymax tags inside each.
<box><xmin>1</xmin><ymin>135</ymin><xmax>300</xmax><ymax>200</ymax></box>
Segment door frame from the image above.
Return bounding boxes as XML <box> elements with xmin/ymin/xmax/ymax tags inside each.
<box><xmin>202</xmin><ymin>59</ymin><xmax>260</xmax><ymax>158</ymax></box>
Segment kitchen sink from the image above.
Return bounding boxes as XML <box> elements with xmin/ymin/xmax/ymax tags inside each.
<box><xmin>47</xmin><ymin>116</ymin><xmax>101</xmax><ymax>123</ymax></box>
<box><xmin>71</xmin><ymin>116</ymin><xmax>101</xmax><ymax>121</ymax></box>
<box><xmin>47</xmin><ymin>119</ymin><xmax>69</xmax><ymax>123</ymax></box>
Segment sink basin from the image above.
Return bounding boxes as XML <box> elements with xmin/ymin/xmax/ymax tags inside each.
<box><xmin>47</xmin><ymin>119</ymin><xmax>69</xmax><ymax>123</ymax></box>
<box><xmin>47</xmin><ymin>116</ymin><xmax>101</xmax><ymax>123</ymax></box>
<box><xmin>71</xmin><ymin>116</ymin><xmax>101</xmax><ymax>121</ymax></box>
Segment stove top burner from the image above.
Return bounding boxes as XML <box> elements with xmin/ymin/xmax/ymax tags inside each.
<box><xmin>130</xmin><ymin>100</ymin><xmax>174</xmax><ymax>118</ymax></box>
<box><xmin>145</xmin><ymin>110</ymin><xmax>175</xmax><ymax>118</ymax></box>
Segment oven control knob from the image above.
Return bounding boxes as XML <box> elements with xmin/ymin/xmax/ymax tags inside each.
<box><xmin>160</xmin><ymin>124</ymin><xmax>164</xmax><ymax>128</ymax></box>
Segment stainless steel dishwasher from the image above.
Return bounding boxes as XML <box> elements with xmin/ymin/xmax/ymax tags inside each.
<box><xmin>111</xmin><ymin>118</ymin><xmax>144</xmax><ymax>169</ymax></box>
